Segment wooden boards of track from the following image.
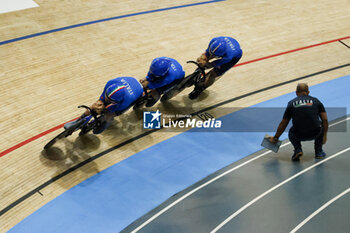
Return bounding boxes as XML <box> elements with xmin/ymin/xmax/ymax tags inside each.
<box><xmin>0</xmin><ymin>0</ymin><xmax>349</xmax><ymax>231</ymax></box>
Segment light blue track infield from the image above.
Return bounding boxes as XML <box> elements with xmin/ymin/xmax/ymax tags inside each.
<box><xmin>9</xmin><ymin>75</ymin><xmax>350</xmax><ymax>233</ymax></box>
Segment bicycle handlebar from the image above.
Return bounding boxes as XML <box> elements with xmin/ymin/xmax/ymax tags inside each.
<box><xmin>186</xmin><ymin>60</ymin><xmax>206</xmax><ymax>76</ymax></box>
<box><xmin>78</xmin><ymin>105</ymin><xmax>99</xmax><ymax>122</ymax></box>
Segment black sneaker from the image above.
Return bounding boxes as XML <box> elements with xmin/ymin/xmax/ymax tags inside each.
<box><xmin>145</xmin><ymin>97</ymin><xmax>158</xmax><ymax>107</ymax></box>
<box><xmin>188</xmin><ymin>86</ymin><xmax>204</xmax><ymax>100</ymax></box>
<box><xmin>291</xmin><ymin>150</ymin><xmax>303</xmax><ymax>161</ymax></box>
<box><xmin>315</xmin><ymin>150</ymin><xmax>326</xmax><ymax>159</ymax></box>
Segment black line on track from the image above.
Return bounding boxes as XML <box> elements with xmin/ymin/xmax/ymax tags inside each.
<box><xmin>339</xmin><ymin>40</ymin><xmax>350</xmax><ymax>49</ymax></box>
<box><xmin>1</xmin><ymin>63</ymin><xmax>349</xmax><ymax>217</ymax></box>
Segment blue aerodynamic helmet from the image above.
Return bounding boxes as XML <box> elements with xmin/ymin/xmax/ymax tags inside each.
<box><xmin>105</xmin><ymin>83</ymin><xmax>126</xmax><ymax>103</ymax></box>
<box><xmin>209</xmin><ymin>40</ymin><xmax>227</xmax><ymax>57</ymax></box>
<box><xmin>148</xmin><ymin>58</ymin><xmax>171</xmax><ymax>81</ymax></box>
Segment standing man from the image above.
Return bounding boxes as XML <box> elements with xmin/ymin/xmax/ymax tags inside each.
<box><xmin>189</xmin><ymin>36</ymin><xmax>242</xmax><ymax>99</ymax></box>
<box><xmin>269</xmin><ymin>83</ymin><xmax>328</xmax><ymax>161</ymax></box>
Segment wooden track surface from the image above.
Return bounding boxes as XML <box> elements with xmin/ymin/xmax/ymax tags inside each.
<box><xmin>0</xmin><ymin>0</ymin><xmax>349</xmax><ymax>231</ymax></box>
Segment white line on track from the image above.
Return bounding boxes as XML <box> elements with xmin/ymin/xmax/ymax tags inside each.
<box><xmin>329</xmin><ymin>117</ymin><xmax>350</xmax><ymax>127</ymax></box>
<box><xmin>210</xmin><ymin>146</ymin><xmax>350</xmax><ymax>233</ymax></box>
<box><xmin>290</xmin><ymin>187</ymin><xmax>350</xmax><ymax>233</ymax></box>
<box><xmin>131</xmin><ymin>143</ymin><xmax>289</xmax><ymax>233</ymax></box>
<box><xmin>132</xmin><ymin>117</ymin><xmax>349</xmax><ymax>232</ymax></box>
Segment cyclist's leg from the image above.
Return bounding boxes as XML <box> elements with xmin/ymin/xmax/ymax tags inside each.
<box><xmin>133</xmin><ymin>90</ymin><xmax>150</xmax><ymax>109</ymax></box>
<box><xmin>93</xmin><ymin>112</ymin><xmax>114</xmax><ymax>134</ymax></box>
<box><xmin>145</xmin><ymin>89</ymin><xmax>161</xmax><ymax>107</ymax></box>
<box><xmin>203</xmin><ymin>69</ymin><xmax>220</xmax><ymax>87</ymax></box>
<box><xmin>188</xmin><ymin>74</ymin><xmax>209</xmax><ymax>100</ymax></box>
<box><xmin>188</xmin><ymin>68</ymin><xmax>226</xmax><ymax>100</ymax></box>
<box><xmin>189</xmin><ymin>53</ymin><xmax>242</xmax><ymax>99</ymax></box>
<box><xmin>160</xmin><ymin>78</ymin><xmax>183</xmax><ymax>102</ymax></box>
<box><xmin>144</xmin><ymin>79</ymin><xmax>183</xmax><ymax>107</ymax></box>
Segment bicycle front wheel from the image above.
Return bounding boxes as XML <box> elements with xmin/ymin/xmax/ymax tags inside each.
<box><xmin>44</xmin><ymin>120</ymin><xmax>84</xmax><ymax>149</ymax></box>
<box><xmin>44</xmin><ymin>129</ymin><xmax>72</xmax><ymax>150</ymax></box>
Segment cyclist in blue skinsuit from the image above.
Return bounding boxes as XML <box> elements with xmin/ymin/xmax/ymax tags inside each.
<box><xmin>64</xmin><ymin>77</ymin><xmax>144</xmax><ymax>134</ymax></box>
<box><xmin>189</xmin><ymin>36</ymin><xmax>243</xmax><ymax>99</ymax></box>
<box><xmin>139</xmin><ymin>57</ymin><xmax>185</xmax><ymax>107</ymax></box>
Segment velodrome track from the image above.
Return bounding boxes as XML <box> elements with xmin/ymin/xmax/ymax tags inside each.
<box><xmin>123</xmin><ymin>76</ymin><xmax>350</xmax><ymax>233</ymax></box>
<box><xmin>0</xmin><ymin>0</ymin><xmax>349</xmax><ymax>232</ymax></box>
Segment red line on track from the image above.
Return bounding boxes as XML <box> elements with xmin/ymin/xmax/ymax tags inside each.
<box><xmin>235</xmin><ymin>36</ymin><xmax>350</xmax><ymax>67</ymax></box>
<box><xmin>0</xmin><ymin>124</ymin><xmax>64</xmax><ymax>157</ymax></box>
<box><xmin>0</xmin><ymin>118</ymin><xmax>78</xmax><ymax>157</ymax></box>
<box><xmin>1</xmin><ymin>35</ymin><xmax>349</xmax><ymax>158</ymax></box>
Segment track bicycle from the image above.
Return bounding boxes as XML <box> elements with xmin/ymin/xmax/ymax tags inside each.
<box><xmin>160</xmin><ymin>60</ymin><xmax>206</xmax><ymax>102</ymax></box>
<box><xmin>44</xmin><ymin>105</ymin><xmax>102</xmax><ymax>149</ymax></box>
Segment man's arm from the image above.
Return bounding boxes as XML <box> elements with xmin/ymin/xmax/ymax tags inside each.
<box><xmin>320</xmin><ymin>112</ymin><xmax>328</xmax><ymax>144</ymax></box>
<box><xmin>78</xmin><ymin>99</ymin><xmax>105</xmax><ymax>119</ymax></box>
<box><xmin>139</xmin><ymin>78</ymin><xmax>149</xmax><ymax>89</ymax></box>
<box><xmin>197</xmin><ymin>53</ymin><xmax>209</xmax><ymax>67</ymax></box>
<box><xmin>269</xmin><ymin>118</ymin><xmax>290</xmax><ymax>143</ymax></box>
<box><xmin>91</xmin><ymin>100</ymin><xmax>105</xmax><ymax>114</ymax></box>
<box><xmin>211</xmin><ymin>55</ymin><xmax>231</xmax><ymax>67</ymax></box>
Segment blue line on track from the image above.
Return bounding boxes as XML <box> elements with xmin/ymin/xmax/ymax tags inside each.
<box><xmin>0</xmin><ymin>0</ymin><xmax>225</xmax><ymax>46</ymax></box>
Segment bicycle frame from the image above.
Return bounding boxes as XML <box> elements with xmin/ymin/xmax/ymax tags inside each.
<box><xmin>44</xmin><ymin>105</ymin><xmax>99</xmax><ymax>149</ymax></box>
<box><xmin>160</xmin><ymin>61</ymin><xmax>206</xmax><ymax>102</ymax></box>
